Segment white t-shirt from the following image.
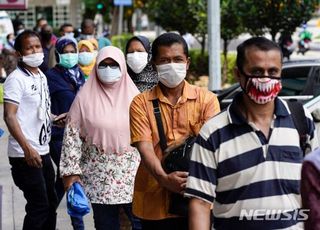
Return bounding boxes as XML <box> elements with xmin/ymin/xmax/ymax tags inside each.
<box><xmin>4</xmin><ymin>66</ymin><xmax>51</xmax><ymax>157</ymax></box>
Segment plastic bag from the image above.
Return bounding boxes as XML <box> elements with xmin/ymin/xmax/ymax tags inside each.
<box><xmin>66</xmin><ymin>182</ymin><xmax>90</xmax><ymax>218</ymax></box>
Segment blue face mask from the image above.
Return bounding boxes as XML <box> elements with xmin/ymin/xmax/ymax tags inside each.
<box><xmin>59</xmin><ymin>53</ymin><xmax>79</xmax><ymax>69</ymax></box>
<box><xmin>78</xmin><ymin>52</ymin><xmax>95</xmax><ymax>66</ymax></box>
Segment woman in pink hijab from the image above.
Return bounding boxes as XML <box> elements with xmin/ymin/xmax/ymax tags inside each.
<box><xmin>60</xmin><ymin>46</ymin><xmax>141</xmax><ymax>230</ymax></box>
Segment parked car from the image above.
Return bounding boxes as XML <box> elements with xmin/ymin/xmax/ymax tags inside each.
<box><xmin>214</xmin><ymin>59</ymin><xmax>320</xmax><ymax>140</ymax></box>
<box><xmin>216</xmin><ymin>59</ymin><xmax>320</xmax><ymax>110</ymax></box>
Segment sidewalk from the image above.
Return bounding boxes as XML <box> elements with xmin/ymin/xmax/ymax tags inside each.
<box><xmin>0</xmin><ymin>104</ymin><xmax>95</xmax><ymax>230</ymax></box>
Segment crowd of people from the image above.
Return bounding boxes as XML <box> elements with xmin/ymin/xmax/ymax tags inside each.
<box><xmin>2</xmin><ymin>16</ymin><xmax>320</xmax><ymax>230</ymax></box>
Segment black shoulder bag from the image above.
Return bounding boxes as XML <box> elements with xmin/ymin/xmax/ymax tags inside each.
<box><xmin>287</xmin><ymin>100</ymin><xmax>311</xmax><ymax>155</ymax></box>
<box><xmin>152</xmin><ymin>99</ymin><xmax>196</xmax><ymax>216</ymax></box>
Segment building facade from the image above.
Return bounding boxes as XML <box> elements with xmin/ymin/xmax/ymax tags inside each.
<box><xmin>8</xmin><ymin>0</ymin><xmax>83</xmax><ymax>30</ymax></box>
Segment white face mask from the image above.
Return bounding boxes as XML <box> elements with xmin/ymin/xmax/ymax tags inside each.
<box><xmin>22</xmin><ymin>52</ymin><xmax>44</xmax><ymax>67</ymax></box>
<box><xmin>156</xmin><ymin>63</ymin><xmax>186</xmax><ymax>88</ymax></box>
<box><xmin>97</xmin><ymin>66</ymin><xmax>122</xmax><ymax>84</ymax></box>
<box><xmin>16</xmin><ymin>29</ymin><xmax>24</xmax><ymax>35</ymax></box>
<box><xmin>65</xmin><ymin>32</ymin><xmax>74</xmax><ymax>38</ymax></box>
<box><xmin>126</xmin><ymin>52</ymin><xmax>148</xmax><ymax>74</ymax></box>
<box><xmin>81</xmin><ymin>34</ymin><xmax>94</xmax><ymax>40</ymax></box>
<box><xmin>78</xmin><ymin>52</ymin><xmax>95</xmax><ymax>66</ymax></box>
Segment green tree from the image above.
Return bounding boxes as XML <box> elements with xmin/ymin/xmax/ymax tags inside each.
<box><xmin>221</xmin><ymin>0</ymin><xmax>244</xmax><ymax>84</ymax></box>
<box><xmin>235</xmin><ymin>0</ymin><xmax>319</xmax><ymax>41</ymax></box>
<box><xmin>145</xmin><ymin>0</ymin><xmax>247</xmax><ymax>82</ymax></box>
<box><xmin>82</xmin><ymin>0</ymin><xmax>113</xmax><ymax>24</ymax></box>
<box><xmin>146</xmin><ymin>0</ymin><xmax>207</xmax><ymax>54</ymax></box>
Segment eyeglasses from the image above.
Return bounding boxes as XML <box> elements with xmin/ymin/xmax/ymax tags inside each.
<box><xmin>240</xmin><ymin>70</ymin><xmax>281</xmax><ymax>80</ymax></box>
<box><xmin>98</xmin><ymin>64</ymin><xmax>119</xmax><ymax>69</ymax></box>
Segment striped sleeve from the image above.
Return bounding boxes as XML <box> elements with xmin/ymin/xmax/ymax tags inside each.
<box><xmin>304</xmin><ymin>107</ymin><xmax>319</xmax><ymax>153</ymax></box>
<box><xmin>3</xmin><ymin>74</ymin><xmax>24</xmax><ymax>105</ymax></box>
<box><xmin>185</xmin><ymin>121</ymin><xmax>218</xmax><ymax>204</ymax></box>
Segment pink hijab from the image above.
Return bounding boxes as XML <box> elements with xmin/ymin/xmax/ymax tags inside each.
<box><xmin>67</xmin><ymin>46</ymin><xmax>140</xmax><ymax>153</ymax></box>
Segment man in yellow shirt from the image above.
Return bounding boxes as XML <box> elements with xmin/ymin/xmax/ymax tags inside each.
<box><xmin>130</xmin><ymin>32</ymin><xmax>220</xmax><ymax>230</ymax></box>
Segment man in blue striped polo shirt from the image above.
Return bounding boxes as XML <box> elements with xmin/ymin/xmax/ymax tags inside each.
<box><xmin>185</xmin><ymin>37</ymin><xmax>319</xmax><ymax>230</ymax></box>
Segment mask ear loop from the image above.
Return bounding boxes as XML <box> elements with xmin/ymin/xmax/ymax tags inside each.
<box><xmin>239</xmin><ymin>69</ymin><xmax>252</xmax><ymax>94</ymax></box>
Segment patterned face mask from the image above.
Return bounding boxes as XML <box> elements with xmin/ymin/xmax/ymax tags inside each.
<box><xmin>241</xmin><ymin>74</ymin><xmax>282</xmax><ymax>104</ymax></box>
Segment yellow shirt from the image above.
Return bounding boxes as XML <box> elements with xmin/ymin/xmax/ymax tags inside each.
<box><xmin>130</xmin><ymin>81</ymin><xmax>220</xmax><ymax>220</ymax></box>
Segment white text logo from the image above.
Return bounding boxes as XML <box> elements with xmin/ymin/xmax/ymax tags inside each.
<box><xmin>239</xmin><ymin>209</ymin><xmax>309</xmax><ymax>221</ymax></box>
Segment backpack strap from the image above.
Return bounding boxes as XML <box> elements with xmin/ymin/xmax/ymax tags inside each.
<box><xmin>287</xmin><ymin>100</ymin><xmax>309</xmax><ymax>155</ymax></box>
<box><xmin>152</xmin><ymin>99</ymin><xmax>168</xmax><ymax>151</ymax></box>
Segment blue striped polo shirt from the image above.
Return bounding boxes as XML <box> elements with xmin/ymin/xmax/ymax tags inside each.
<box><xmin>185</xmin><ymin>93</ymin><xmax>319</xmax><ymax>230</ymax></box>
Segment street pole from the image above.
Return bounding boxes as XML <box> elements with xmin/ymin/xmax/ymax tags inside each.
<box><xmin>118</xmin><ymin>5</ymin><xmax>124</xmax><ymax>35</ymax></box>
<box><xmin>207</xmin><ymin>0</ymin><xmax>221</xmax><ymax>90</ymax></box>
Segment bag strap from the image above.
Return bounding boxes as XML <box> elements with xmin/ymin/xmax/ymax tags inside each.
<box><xmin>287</xmin><ymin>100</ymin><xmax>309</xmax><ymax>155</ymax></box>
<box><xmin>152</xmin><ymin>99</ymin><xmax>168</xmax><ymax>151</ymax></box>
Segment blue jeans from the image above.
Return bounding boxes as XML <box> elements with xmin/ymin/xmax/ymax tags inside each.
<box><xmin>9</xmin><ymin>154</ymin><xmax>58</xmax><ymax>230</ymax></box>
<box><xmin>50</xmin><ymin>140</ymin><xmax>84</xmax><ymax>230</ymax></box>
<box><xmin>92</xmin><ymin>203</ymin><xmax>141</xmax><ymax>230</ymax></box>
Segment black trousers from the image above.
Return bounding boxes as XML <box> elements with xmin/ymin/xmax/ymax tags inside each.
<box><xmin>9</xmin><ymin>154</ymin><xmax>58</xmax><ymax>230</ymax></box>
<box><xmin>141</xmin><ymin>217</ymin><xmax>188</xmax><ymax>230</ymax></box>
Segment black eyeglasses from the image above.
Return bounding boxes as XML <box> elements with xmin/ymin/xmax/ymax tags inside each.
<box><xmin>98</xmin><ymin>64</ymin><xmax>119</xmax><ymax>69</ymax></box>
<box><xmin>240</xmin><ymin>70</ymin><xmax>281</xmax><ymax>80</ymax></box>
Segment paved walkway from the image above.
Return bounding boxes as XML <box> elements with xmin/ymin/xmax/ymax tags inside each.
<box><xmin>0</xmin><ymin>104</ymin><xmax>95</xmax><ymax>230</ymax></box>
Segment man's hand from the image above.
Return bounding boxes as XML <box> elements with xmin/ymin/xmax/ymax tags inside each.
<box><xmin>24</xmin><ymin>145</ymin><xmax>42</xmax><ymax>168</ymax></box>
<box><xmin>52</xmin><ymin>112</ymin><xmax>68</xmax><ymax>128</ymax></box>
<box><xmin>63</xmin><ymin>175</ymin><xmax>81</xmax><ymax>191</ymax></box>
<box><xmin>160</xmin><ymin>171</ymin><xmax>189</xmax><ymax>194</ymax></box>
<box><xmin>4</xmin><ymin>102</ymin><xmax>43</xmax><ymax>168</ymax></box>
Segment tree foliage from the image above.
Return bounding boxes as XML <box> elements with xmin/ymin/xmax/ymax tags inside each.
<box><xmin>145</xmin><ymin>0</ymin><xmax>207</xmax><ymax>53</ymax></box>
<box><xmin>221</xmin><ymin>0</ymin><xmax>244</xmax><ymax>83</ymax></box>
<box><xmin>235</xmin><ymin>0</ymin><xmax>319</xmax><ymax>41</ymax></box>
<box><xmin>82</xmin><ymin>0</ymin><xmax>114</xmax><ymax>23</ymax></box>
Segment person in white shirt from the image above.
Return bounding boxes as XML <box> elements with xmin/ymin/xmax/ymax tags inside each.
<box><xmin>3</xmin><ymin>30</ymin><xmax>64</xmax><ymax>230</ymax></box>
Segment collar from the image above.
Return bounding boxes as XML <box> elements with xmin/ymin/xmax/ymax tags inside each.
<box><xmin>147</xmin><ymin>80</ymin><xmax>198</xmax><ymax>104</ymax></box>
<box><xmin>227</xmin><ymin>92</ymin><xmax>290</xmax><ymax>125</ymax></box>
<box><xmin>17</xmin><ymin>63</ymin><xmax>33</xmax><ymax>77</ymax></box>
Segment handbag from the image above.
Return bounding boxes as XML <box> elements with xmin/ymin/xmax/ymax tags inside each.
<box><xmin>162</xmin><ymin>136</ymin><xmax>196</xmax><ymax>173</ymax></box>
<box><xmin>152</xmin><ymin>99</ymin><xmax>196</xmax><ymax>216</ymax></box>
<box><xmin>66</xmin><ymin>182</ymin><xmax>90</xmax><ymax>218</ymax></box>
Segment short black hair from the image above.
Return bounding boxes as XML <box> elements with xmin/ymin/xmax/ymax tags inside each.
<box><xmin>14</xmin><ymin>30</ymin><xmax>41</xmax><ymax>53</ymax></box>
<box><xmin>81</xmin><ymin>18</ymin><xmax>95</xmax><ymax>30</ymax></box>
<box><xmin>59</xmin><ymin>23</ymin><xmax>73</xmax><ymax>32</ymax></box>
<box><xmin>6</xmin><ymin>33</ymin><xmax>13</xmax><ymax>40</ymax></box>
<box><xmin>236</xmin><ymin>37</ymin><xmax>282</xmax><ymax>72</ymax></box>
<box><xmin>37</xmin><ymin>17</ymin><xmax>47</xmax><ymax>25</ymax></box>
<box><xmin>151</xmin><ymin>32</ymin><xmax>188</xmax><ymax>61</ymax></box>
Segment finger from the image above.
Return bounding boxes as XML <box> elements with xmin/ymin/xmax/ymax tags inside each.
<box><xmin>25</xmin><ymin>158</ymin><xmax>35</xmax><ymax>167</ymax></box>
<box><xmin>36</xmin><ymin>157</ymin><xmax>43</xmax><ymax>168</ymax></box>
<box><xmin>63</xmin><ymin>181</ymin><xmax>72</xmax><ymax>191</ymax></box>
<box><xmin>180</xmin><ymin>182</ymin><xmax>187</xmax><ymax>189</ymax></box>
<box><xmin>26</xmin><ymin>160</ymin><xmax>33</xmax><ymax>167</ymax></box>
<box><xmin>175</xmin><ymin>171</ymin><xmax>189</xmax><ymax>178</ymax></box>
<box><xmin>180</xmin><ymin>177</ymin><xmax>188</xmax><ymax>183</ymax></box>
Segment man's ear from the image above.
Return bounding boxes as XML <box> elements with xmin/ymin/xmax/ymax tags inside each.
<box><xmin>234</xmin><ymin>67</ymin><xmax>241</xmax><ymax>83</ymax></box>
<box><xmin>15</xmin><ymin>51</ymin><xmax>22</xmax><ymax>60</ymax></box>
<box><xmin>186</xmin><ymin>57</ymin><xmax>191</xmax><ymax>70</ymax></box>
<box><xmin>151</xmin><ymin>60</ymin><xmax>157</xmax><ymax>70</ymax></box>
